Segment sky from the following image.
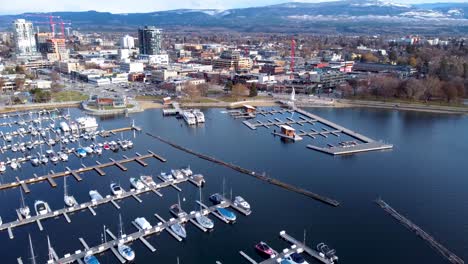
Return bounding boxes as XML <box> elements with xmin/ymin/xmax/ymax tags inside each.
<box><xmin>0</xmin><ymin>0</ymin><xmax>466</xmax><ymax>14</ymax></box>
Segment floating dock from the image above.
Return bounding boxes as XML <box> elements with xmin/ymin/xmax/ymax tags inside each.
<box><xmin>146</xmin><ymin>132</ymin><xmax>339</xmax><ymax>207</ymax></box>
<box><xmin>49</xmin><ymin>197</ymin><xmax>247</xmax><ymax>264</ymax></box>
<box><xmin>376</xmin><ymin>199</ymin><xmax>464</xmax><ymax>264</ymax></box>
<box><xmin>0</xmin><ymin>173</ymin><xmax>204</xmax><ymax>238</ymax></box>
<box><xmin>162</xmin><ymin>102</ymin><xmax>181</xmax><ymax>116</ymax></box>
<box><xmin>0</xmin><ymin>151</ymin><xmax>166</xmax><ymax>193</ymax></box>
<box><xmin>238</xmin><ymin>105</ymin><xmax>393</xmax><ymax>156</ymax></box>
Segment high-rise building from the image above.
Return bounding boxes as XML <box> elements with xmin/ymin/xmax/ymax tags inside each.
<box><xmin>12</xmin><ymin>19</ymin><xmax>39</xmax><ymax>58</ymax></box>
<box><xmin>138</xmin><ymin>26</ymin><xmax>162</xmax><ymax>55</ymax></box>
<box><xmin>120</xmin><ymin>35</ymin><xmax>135</xmax><ymax>49</ymax></box>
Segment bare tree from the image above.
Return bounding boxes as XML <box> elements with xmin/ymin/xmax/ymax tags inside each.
<box><xmin>231</xmin><ymin>83</ymin><xmax>249</xmax><ymax>97</ymax></box>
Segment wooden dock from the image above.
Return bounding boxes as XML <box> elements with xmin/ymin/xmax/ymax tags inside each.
<box><xmin>49</xmin><ymin>198</ymin><xmax>246</xmax><ymax>264</ymax></box>
<box><xmin>0</xmin><ymin>151</ymin><xmax>166</xmax><ymax>193</ymax></box>
<box><xmin>376</xmin><ymin>199</ymin><xmax>464</xmax><ymax>264</ymax></box>
<box><xmin>0</xmin><ymin>174</ymin><xmax>200</xmax><ymax>237</ymax></box>
<box><xmin>146</xmin><ymin>132</ymin><xmax>340</xmax><ymax>207</ymax></box>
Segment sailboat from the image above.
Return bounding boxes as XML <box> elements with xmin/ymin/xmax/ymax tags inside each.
<box><xmin>19</xmin><ymin>188</ymin><xmax>30</xmax><ymax>218</ymax></box>
<box><xmin>64</xmin><ymin>177</ymin><xmax>78</xmax><ymax>207</ymax></box>
<box><xmin>28</xmin><ymin>234</ymin><xmax>37</xmax><ymax>264</ymax></box>
<box><xmin>117</xmin><ymin>214</ymin><xmax>135</xmax><ymax>261</ymax></box>
<box><xmin>195</xmin><ymin>186</ymin><xmax>214</xmax><ymax>230</ymax></box>
<box><xmin>169</xmin><ymin>194</ymin><xmax>187</xmax><ymax>239</ymax></box>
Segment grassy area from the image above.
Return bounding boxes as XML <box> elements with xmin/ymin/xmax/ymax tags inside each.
<box><xmin>135</xmin><ymin>95</ymin><xmax>165</xmax><ymax>101</ymax></box>
<box><xmin>52</xmin><ymin>91</ymin><xmax>88</xmax><ymax>102</ymax></box>
<box><xmin>87</xmin><ymin>104</ymin><xmax>135</xmax><ymax>110</ymax></box>
<box><xmin>179</xmin><ymin>97</ymin><xmax>219</xmax><ymax>103</ymax></box>
<box><xmin>217</xmin><ymin>95</ymin><xmax>273</xmax><ymax>102</ymax></box>
<box><xmin>346</xmin><ymin>95</ymin><xmax>468</xmax><ymax>108</ymax></box>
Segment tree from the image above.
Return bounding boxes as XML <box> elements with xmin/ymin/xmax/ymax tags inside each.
<box><xmin>422</xmin><ymin>77</ymin><xmax>442</xmax><ymax>102</ymax></box>
<box><xmin>442</xmin><ymin>77</ymin><xmax>464</xmax><ymax>102</ymax></box>
<box><xmin>0</xmin><ymin>78</ymin><xmax>4</xmax><ymax>92</ymax></box>
<box><xmin>225</xmin><ymin>80</ymin><xmax>233</xmax><ymax>91</ymax></box>
<box><xmin>15</xmin><ymin>78</ymin><xmax>25</xmax><ymax>90</ymax></box>
<box><xmin>401</xmin><ymin>78</ymin><xmax>425</xmax><ymax>100</ymax></box>
<box><xmin>361</xmin><ymin>53</ymin><xmax>379</xmax><ymax>63</ymax></box>
<box><xmin>249</xmin><ymin>83</ymin><xmax>258</xmax><ymax>97</ymax></box>
<box><xmin>231</xmin><ymin>83</ymin><xmax>249</xmax><ymax>97</ymax></box>
<box><xmin>408</xmin><ymin>57</ymin><xmax>418</xmax><ymax>67</ymax></box>
<box><xmin>388</xmin><ymin>50</ymin><xmax>398</xmax><ymax>62</ymax></box>
<box><xmin>183</xmin><ymin>84</ymin><xmax>201</xmax><ymax>98</ymax></box>
<box><xmin>50</xmin><ymin>71</ymin><xmax>61</xmax><ymax>82</ymax></box>
<box><xmin>15</xmin><ymin>65</ymin><xmax>25</xmax><ymax>74</ymax></box>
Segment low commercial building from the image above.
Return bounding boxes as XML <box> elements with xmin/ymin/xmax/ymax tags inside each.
<box><xmin>30</xmin><ymin>80</ymin><xmax>52</xmax><ymax>89</ymax></box>
<box><xmin>57</xmin><ymin>61</ymin><xmax>81</xmax><ymax>74</ymax></box>
<box><xmin>353</xmin><ymin>62</ymin><xmax>416</xmax><ymax>78</ymax></box>
<box><xmin>120</xmin><ymin>62</ymin><xmax>144</xmax><ymax>73</ymax></box>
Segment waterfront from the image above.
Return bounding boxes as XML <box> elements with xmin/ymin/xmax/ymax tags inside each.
<box><xmin>0</xmin><ymin>107</ymin><xmax>466</xmax><ymax>263</ymax></box>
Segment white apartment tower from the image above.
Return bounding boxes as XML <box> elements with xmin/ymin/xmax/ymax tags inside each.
<box><xmin>12</xmin><ymin>19</ymin><xmax>38</xmax><ymax>57</ymax></box>
<box><xmin>120</xmin><ymin>35</ymin><xmax>135</xmax><ymax>49</ymax></box>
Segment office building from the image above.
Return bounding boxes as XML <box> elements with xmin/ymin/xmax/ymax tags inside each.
<box><xmin>120</xmin><ymin>35</ymin><xmax>135</xmax><ymax>49</ymax></box>
<box><xmin>12</xmin><ymin>19</ymin><xmax>39</xmax><ymax>58</ymax></box>
<box><xmin>138</xmin><ymin>26</ymin><xmax>162</xmax><ymax>55</ymax></box>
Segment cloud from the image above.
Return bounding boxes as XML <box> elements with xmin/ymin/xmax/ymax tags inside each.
<box><xmin>0</xmin><ymin>0</ymin><xmax>466</xmax><ymax>15</ymax></box>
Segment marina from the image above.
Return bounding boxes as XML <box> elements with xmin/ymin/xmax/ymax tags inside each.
<box><xmin>0</xmin><ymin>151</ymin><xmax>166</xmax><ymax>192</ymax></box>
<box><xmin>1</xmin><ymin>172</ymin><xmax>205</xmax><ymax>238</ymax></box>
<box><xmin>39</xmin><ymin>195</ymin><xmax>250</xmax><ymax>264</ymax></box>
<box><xmin>237</xmin><ymin>105</ymin><xmax>393</xmax><ymax>155</ymax></box>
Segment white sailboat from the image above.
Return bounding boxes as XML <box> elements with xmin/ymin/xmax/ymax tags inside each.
<box><xmin>19</xmin><ymin>188</ymin><xmax>30</xmax><ymax>218</ymax></box>
<box><xmin>117</xmin><ymin>214</ymin><xmax>135</xmax><ymax>261</ymax></box>
<box><xmin>64</xmin><ymin>176</ymin><xmax>78</xmax><ymax>207</ymax></box>
<box><xmin>195</xmin><ymin>186</ymin><xmax>214</xmax><ymax>229</ymax></box>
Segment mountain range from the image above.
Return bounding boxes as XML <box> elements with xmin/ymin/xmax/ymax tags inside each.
<box><xmin>0</xmin><ymin>0</ymin><xmax>467</xmax><ymax>34</ymax></box>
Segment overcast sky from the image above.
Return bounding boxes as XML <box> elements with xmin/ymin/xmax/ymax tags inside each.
<box><xmin>0</xmin><ymin>0</ymin><xmax>466</xmax><ymax>14</ymax></box>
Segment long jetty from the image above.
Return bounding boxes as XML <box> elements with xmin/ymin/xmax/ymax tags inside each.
<box><xmin>0</xmin><ymin>151</ymin><xmax>166</xmax><ymax>193</ymax></box>
<box><xmin>1</xmin><ymin>174</ymin><xmax>205</xmax><ymax>238</ymax></box>
<box><xmin>376</xmin><ymin>199</ymin><xmax>464</xmax><ymax>264</ymax></box>
<box><xmin>50</xmin><ymin>198</ymin><xmax>246</xmax><ymax>264</ymax></box>
<box><xmin>145</xmin><ymin>132</ymin><xmax>339</xmax><ymax>207</ymax></box>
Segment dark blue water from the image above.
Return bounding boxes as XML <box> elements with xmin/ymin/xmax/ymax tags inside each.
<box><xmin>0</xmin><ymin>107</ymin><xmax>466</xmax><ymax>264</ymax></box>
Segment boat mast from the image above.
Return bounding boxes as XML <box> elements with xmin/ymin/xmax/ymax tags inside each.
<box><xmin>199</xmin><ymin>186</ymin><xmax>202</xmax><ymax>212</ymax></box>
<box><xmin>47</xmin><ymin>236</ymin><xmax>54</xmax><ymax>262</ymax></box>
<box><xmin>28</xmin><ymin>234</ymin><xmax>37</xmax><ymax>264</ymax></box>
<box><xmin>177</xmin><ymin>193</ymin><xmax>181</xmax><ymax>209</ymax></box>
<box><xmin>20</xmin><ymin>188</ymin><xmax>26</xmax><ymax>208</ymax></box>
<box><xmin>64</xmin><ymin>176</ymin><xmax>68</xmax><ymax>197</ymax></box>
<box><xmin>119</xmin><ymin>214</ymin><xmax>124</xmax><ymax>238</ymax></box>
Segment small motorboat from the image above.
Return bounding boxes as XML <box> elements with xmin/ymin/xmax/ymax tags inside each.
<box><xmin>0</xmin><ymin>162</ymin><xmax>6</xmax><ymax>172</ymax></box>
<box><xmin>93</xmin><ymin>145</ymin><xmax>102</xmax><ymax>155</ymax></box>
<box><xmin>209</xmin><ymin>193</ymin><xmax>223</xmax><ymax>205</ymax></box>
<box><xmin>89</xmin><ymin>190</ymin><xmax>103</xmax><ymax>202</ymax></box>
<box><xmin>58</xmin><ymin>152</ymin><xmax>69</xmax><ymax>162</ymax></box>
<box><xmin>64</xmin><ymin>177</ymin><xmax>77</xmax><ymax>207</ymax></box>
<box><xmin>169</xmin><ymin>203</ymin><xmax>187</xmax><ymax>218</ymax></box>
<box><xmin>170</xmin><ymin>223</ymin><xmax>187</xmax><ymax>239</ymax></box>
<box><xmin>117</xmin><ymin>244</ymin><xmax>135</xmax><ymax>261</ymax></box>
<box><xmin>171</xmin><ymin>169</ymin><xmax>184</xmax><ymax>180</ymax></box>
<box><xmin>127</xmin><ymin>140</ymin><xmax>133</xmax><ymax>149</ymax></box>
<box><xmin>160</xmin><ymin>172</ymin><xmax>173</xmax><ymax>181</ymax></box>
<box><xmin>83</xmin><ymin>146</ymin><xmax>93</xmax><ymax>154</ymax></box>
<box><xmin>84</xmin><ymin>254</ymin><xmax>100</xmax><ymax>264</ymax></box>
<box><xmin>195</xmin><ymin>212</ymin><xmax>214</xmax><ymax>229</ymax></box>
<box><xmin>216</xmin><ymin>207</ymin><xmax>236</xmax><ymax>222</ymax></box>
<box><xmin>50</xmin><ymin>152</ymin><xmax>59</xmax><ymax>164</ymax></box>
<box><xmin>140</xmin><ymin>175</ymin><xmax>156</xmax><ymax>187</ymax></box>
<box><xmin>283</xmin><ymin>253</ymin><xmax>309</xmax><ymax>264</ymax></box>
<box><xmin>34</xmin><ymin>200</ymin><xmax>50</xmax><ymax>215</ymax></box>
<box><xmin>234</xmin><ymin>196</ymin><xmax>251</xmax><ymax>210</ymax></box>
<box><xmin>10</xmin><ymin>160</ymin><xmax>19</xmax><ymax>170</ymax></box>
<box><xmin>130</xmin><ymin>178</ymin><xmax>145</xmax><ymax>190</ymax></box>
<box><xmin>118</xmin><ymin>140</ymin><xmax>128</xmax><ymax>150</ymax></box>
<box><xmin>135</xmin><ymin>217</ymin><xmax>152</xmax><ymax>230</ymax></box>
<box><xmin>190</xmin><ymin>174</ymin><xmax>205</xmax><ymax>186</ymax></box>
<box><xmin>19</xmin><ymin>189</ymin><xmax>30</xmax><ymax>218</ymax></box>
<box><xmin>180</xmin><ymin>166</ymin><xmax>193</xmax><ymax>177</ymax></box>
<box><xmin>110</xmin><ymin>183</ymin><xmax>124</xmax><ymax>196</ymax></box>
<box><xmin>103</xmin><ymin>143</ymin><xmax>110</xmax><ymax>150</ymax></box>
<box><xmin>48</xmin><ymin>138</ymin><xmax>55</xmax><ymax>146</ymax></box>
<box><xmin>83</xmin><ymin>134</ymin><xmax>90</xmax><ymax>140</ymax></box>
<box><xmin>255</xmin><ymin>241</ymin><xmax>277</xmax><ymax>257</ymax></box>
<box><xmin>5</xmin><ymin>133</ymin><xmax>12</xmax><ymax>142</ymax></box>
<box><xmin>76</xmin><ymin>148</ymin><xmax>87</xmax><ymax>158</ymax></box>
<box><xmin>40</xmin><ymin>154</ymin><xmax>48</xmax><ymax>164</ymax></box>
<box><xmin>11</xmin><ymin>145</ymin><xmax>18</xmax><ymax>152</ymax></box>
<box><xmin>30</xmin><ymin>156</ymin><xmax>40</xmax><ymax>166</ymax></box>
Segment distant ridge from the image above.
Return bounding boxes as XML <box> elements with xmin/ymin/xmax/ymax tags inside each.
<box><xmin>0</xmin><ymin>1</ymin><xmax>467</xmax><ymax>34</ymax></box>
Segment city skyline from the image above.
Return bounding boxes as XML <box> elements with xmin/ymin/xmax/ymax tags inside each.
<box><xmin>0</xmin><ymin>0</ymin><xmax>466</xmax><ymax>15</ymax></box>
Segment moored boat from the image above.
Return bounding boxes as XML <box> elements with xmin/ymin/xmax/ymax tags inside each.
<box><xmin>110</xmin><ymin>183</ymin><xmax>124</xmax><ymax>196</ymax></box>
<box><xmin>34</xmin><ymin>200</ymin><xmax>50</xmax><ymax>215</ymax></box>
<box><xmin>216</xmin><ymin>207</ymin><xmax>236</xmax><ymax>222</ymax></box>
<box><xmin>130</xmin><ymin>177</ymin><xmax>145</xmax><ymax>190</ymax></box>
<box><xmin>234</xmin><ymin>196</ymin><xmax>251</xmax><ymax>210</ymax></box>
<box><xmin>89</xmin><ymin>190</ymin><xmax>103</xmax><ymax>202</ymax></box>
<box><xmin>170</xmin><ymin>222</ymin><xmax>187</xmax><ymax>239</ymax></box>
<box><xmin>140</xmin><ymin>175</ymin><xmax>156</xmax><ymax>187</ymax></box>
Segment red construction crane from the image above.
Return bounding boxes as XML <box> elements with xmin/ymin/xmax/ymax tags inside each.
<box><xmin>290</xmin><ymin>37</ymin><xmax>296</xmax><ymax>79</ymax></box>
<box><xmin>25</xmin><ymin>14</ymin><xmax>61</xmax><ymax>37</ymax></box>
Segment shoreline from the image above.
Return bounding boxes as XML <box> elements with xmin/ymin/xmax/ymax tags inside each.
<box><xmin>1</xmin><ymin>98</ymin><xmax>467</xmax><ymax>115</ymax></box>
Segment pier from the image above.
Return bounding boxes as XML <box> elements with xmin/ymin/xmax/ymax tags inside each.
<box><xmin>1</xmin><ymin>173</ymin><xmax>205</xmax><ymax>237</ymax></box>
<box><xmin>162</xmin><ymin>102</ymin><xmax>181</xmax><ymax>116</ymax></box>
<box><xmin>0</xmin><ymin>114</ymin><xmax>69</xmax><ymax>128</ymax></box>
<box><xmin>0</xmin><ymin>151</ymin><xmax>166</xmax><ymax>193</ymax></box>
<box><xmin>146</xmin><ymin>132</ymin><xmax>339</xmax><ymax>207</ymax></box>
<box><xmin>239</xmin><ymin>231</ymin><xmax>335</xmax><ymax>264</ymax></box>
<box><xmin>49</xmin><ymin>198</ymin><xmax>247</xmax><ymax>264</ymax></box>
<box><xmin>376</xmin><ymin>199</ymin><xmax>464</xmax><ymax>264</ymax></box>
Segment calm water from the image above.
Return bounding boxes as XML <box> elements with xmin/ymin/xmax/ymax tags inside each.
<box><xmin>0</xmin><ymin>107</ymin><xmax>466</xmax><ymax>264</ymax></box>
